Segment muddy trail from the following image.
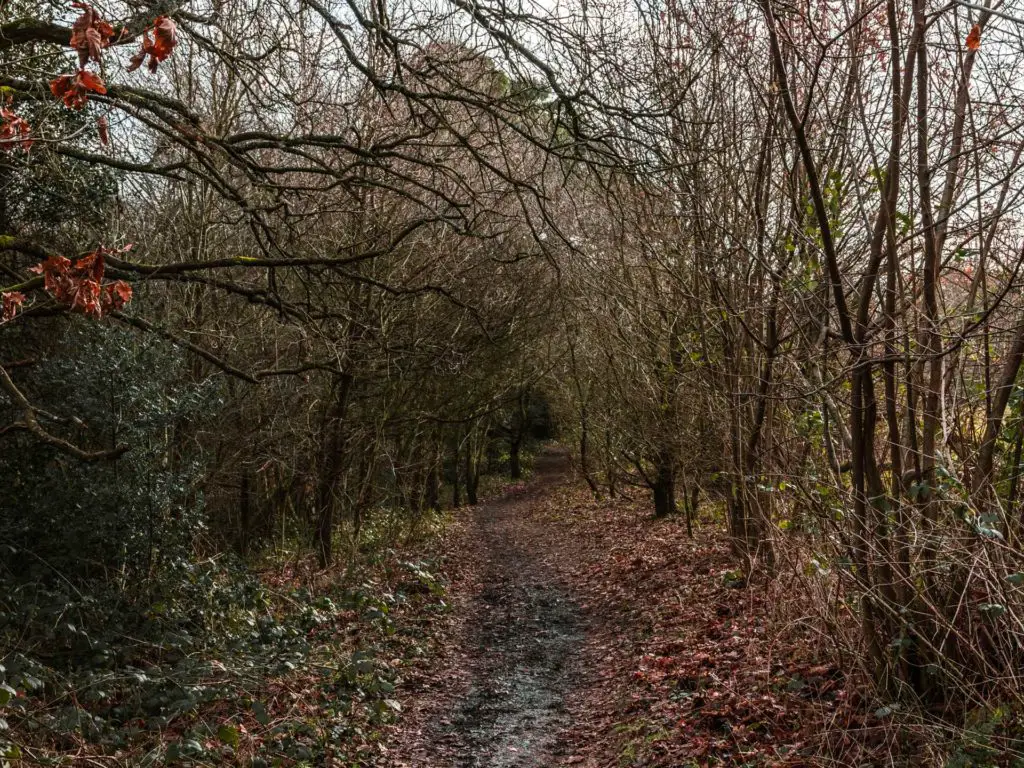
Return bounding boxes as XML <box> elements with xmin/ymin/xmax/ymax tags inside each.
<box><xmin>392</xmin><ymin>450</ymin><xmax>586</xmax><ymax>767</ymax></box>
<box><xmin>387</xmin><ymin>448</ymin><xmax>870</xmax><ymax>768</ymax></box>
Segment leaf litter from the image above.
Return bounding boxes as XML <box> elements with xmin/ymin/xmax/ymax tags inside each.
<box><xmin>387</xmin><ymin>449</ymin><xmax>895</xmax><ymax>767</ymax></box>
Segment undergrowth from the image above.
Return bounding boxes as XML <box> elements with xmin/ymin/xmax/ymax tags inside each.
<box><xmin>0</xmin><ymin>325</ymin><xmax>468</xmax><ymax>766</ymax></box>
<box><xmin>0</xmin><ymin>528</ymin><xmax>453</xmax><ymax>767</ymax></box>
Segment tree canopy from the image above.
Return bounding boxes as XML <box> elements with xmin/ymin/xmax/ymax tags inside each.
<box><xmin>6</xmin><ymin>0</ymin><xmax>1024</xmax><ymax>763</ymax></box>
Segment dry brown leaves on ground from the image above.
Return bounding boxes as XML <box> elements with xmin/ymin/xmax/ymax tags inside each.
<box><xmin>386</xmin><ymin>466</ymin><xmax>889</xmax><ymax>767</ymax></box>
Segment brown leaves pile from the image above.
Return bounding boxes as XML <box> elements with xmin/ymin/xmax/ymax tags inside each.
<box><xmin>127</xmin><ymin>17</ymin><xmax>178</xmax><ymax>73</ymax></box>
<box><xmin>27</xmin><ymin>245</ymin><xmax>133</xmax><ymax>319</ymax></box>
<box><xmin>967</xmin><ymin>23</ymin><xmax>982</xmax><ymax>51</ymax></box>
<box><xmin>49</xmin><ymin>4</ymin><xmax>179</xmax><ymax>113</ymax></box>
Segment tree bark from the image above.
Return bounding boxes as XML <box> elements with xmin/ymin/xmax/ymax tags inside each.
<box><xmin>313</xmin><ymin>372</ymin><xmax>353</xmax><ymax>568</ymax></box>
<box><xmin>652</xmin><ymin>452</ymin><xmax>675</xmax><ymax>518</ymax></box>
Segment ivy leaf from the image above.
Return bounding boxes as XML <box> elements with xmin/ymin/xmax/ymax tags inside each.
<box><xmin>217</xmin><ymin>724</ymin><xmax>240</xmax><ymax>749</ymax></box>
<box><xmin>251</xmin><ymin>700</ymin><xmax>270</xmax><ymax>725</ymax></box>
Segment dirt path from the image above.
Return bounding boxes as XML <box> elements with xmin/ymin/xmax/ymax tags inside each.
<box><xmin>390</xmin><ymin>449</ymin><xmax>586</xmax><ymax>767</ymax></box>
<box><xmin>387</xmin><ymin>451</ymin><xmax>847</xmax><ymax>767</ymax></box>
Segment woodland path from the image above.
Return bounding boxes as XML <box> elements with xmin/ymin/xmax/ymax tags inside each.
<box><xmin>390</xmin><ymin>449</ymin><xmax>589</xmax><ymax>767</ymax></box>
<box><xmin>387</xmin><ymin>450</ymin><xmax>841</xmax><ymax>768</ymax></box>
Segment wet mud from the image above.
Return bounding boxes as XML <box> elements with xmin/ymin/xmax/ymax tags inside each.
<box><xmin>417</xmin><ymin>451</ymin><xmax>584</xmax><ymax>767</ymax></box>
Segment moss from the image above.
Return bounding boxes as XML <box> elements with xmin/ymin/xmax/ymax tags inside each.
<box><xmin>0</xmin><ymin>277</ymin><xmax>43</xmax><ymax>293</ymax></box>
<box><xmin>1</xmin><ymin>18</ymin><xmax>36</xmax><ymax>31</ymax></box>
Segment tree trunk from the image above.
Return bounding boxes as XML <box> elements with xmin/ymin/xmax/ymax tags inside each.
<box><xmin>679</xmin><ymin>474</ymin><xmax>694</xmax><ymax>537</ymax></box>
<box><xmin>579</xmin><ymin>406</ymin><xmax>601</xmax><ymax>498</ymax></box>
<box><xmin>450</xmin><ymin>436</ymin><xmax>462</xmax><ymax>508</ymax></box>
<box><xmin>313</xmin><ymin>373</ymin><xmax>353</xmax><ymax>568</ymax></box>
<box><xmin>425</xmin><ymin>457</ymin><xmax>440</xmax><ymax>511</ymax></box>
<box><xmin>685</xmin><ymin>480</ymin><xmax>699</xmax><ymax>537</ymax></box>
<box><xmin>509</xmin><ymin>438</ymin><xmax>522</xmax><ymax>480</ymax></box>
<box><xmin>652</xmin><ymin>454</ymin><xmax>675</xmax><ymax>518</ymax></box>
<box><xmin>466</xmin><ymin>429</ymin><xmax>480</xmax><ymax>505</ymax></box>
<box><xmin>1009</xmin><ymin>427</ymin><xmax>1024</xmax><ymax>543</ymax></box>
<box><xmin>728</xmin><ymin>486</ymin><xmax>747</xmax><ymax>551</ymax></box>
<box><xmin>238</xmin><ymin>463</ymin><xmax>252</xmax><ymax>556</ymax></box>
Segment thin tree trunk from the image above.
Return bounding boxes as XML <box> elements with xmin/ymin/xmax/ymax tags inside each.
<box><xmin>652</xmin><ymin>451</ymin><xmax>675</xmax><ymax>518</ymax></box>
<box><xmin>451</xmin><ymin>436</ymin><xmax>462</xmax><ymax>508</ymax></box>
<box><xmin>509</xmin><ymin>438</ymin><xmax>522</xmax><ymax>480</ymax></box>
<box><xmin>314</xmin><ymin>373</ymin><xmax>353</xmax><ymax>568</ymax></box>
<box><xmin>466</xmin><ymin>428</ymin><xmax>480</xmax><ymax>505</ymax></box>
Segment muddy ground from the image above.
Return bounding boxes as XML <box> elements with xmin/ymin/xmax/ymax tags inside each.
<box><xmin>389</xmin><ymin>450</ymin><xmax>587</xmax><ymax>767</ymax></box>
<box><xmin>385</xmin><ymin>448</ymin><xmax>863</xmax><ymax>768</ymax></box>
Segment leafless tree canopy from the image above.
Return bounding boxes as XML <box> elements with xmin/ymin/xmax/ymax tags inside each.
<box><xmin>6</xmin><ymin>0</ymin><xmax>1024</xmax><ymax>759</ymax></box>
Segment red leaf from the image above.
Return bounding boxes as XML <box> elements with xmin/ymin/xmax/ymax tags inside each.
<box><xmin>966</xmin><ymin>24</ymin><xmax>981</xmax><ymax>51</ymax></box>
<box><xmin>30</xmin><ymin>255</ymin><xmax>72</xmax><ymax>295</ymax></box>
<box><xmin>70</xmin><ymin>278</ymin><xmax>102</xmax><ymax>317</ymax></box>
<box><xmin>50</xmin><ymin>71</ymin><xmax>106</xmax><ymax>109</ymax></box>
<box><xmin>0</xmin><ymin>107</ymin><xmax>32</xmax><ymax>152</ymax></box>
<box><xmin>84</xmin><ymin>27</ymin><xmax>104</xmax><ymax>63</ymax></box>
<box><xmin>77</xmin><ymin>70</ymin><xmax>107</xmax><ymax>95</ymax></box>
<box><xmin>50</xmin><ymin>74</ymin><xmax>76</xmax><ymax>104</ymax></box>
<box><xmin>1</xmin><ymin>291</ymin><xmax>26</xmax><ymax>322</ymax></box>
<box><xmin>75</xmin><ymin>249</ymin><xmax>105</xmax><ymax>282</ymax></box>
<box><xmin>69</xmin><ymin>3</ymin><xmax>114</xmax><ymax>68</ymax></box>
<box><xmin>127</xmin><ymin>48</ymin><xmax>147</xmax><ymax>72</ymax></box>
<box><xmin>151</xmin><ymin>16</ymin><xmax>178</xmax><ymax>61</ymax></box>
<box><xmin>97</xmin><ymin>115</ymin><xmax>109</xmax><ymax>146</ymax></box>
<box><xmin>35</xmin><ymin>256</ymin><xmax>72</xmax><ymax>298</ymax></box>
<box><xmin>28</xmin><ymin>247</ymin><xmax>132</xmax><ymax>318</ymax></box>
<box><xmin>102</xmin><ymin>281</ymin><xmax>133</xmax><ymax>313</ymax></box>
<box><xmin>127</xmin><ymin>16</ymin><xmax>178</xmax><ymax>73</ymax></box>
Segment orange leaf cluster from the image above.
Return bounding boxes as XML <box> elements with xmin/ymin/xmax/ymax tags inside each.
<box><xmin>50</xmin><ymin>70</ymin><xmax>107</xmax><ymax>110</ymax></box>
<box><xmin>49</xmin><ymin>4</ymin><xmax>179</xmax><ymax>112</ymax></box>
<box><xmin>69</xmin><ymin>2</ymin><xmax>115</xmax><ymax>68</ymax></box>
<box><xmin>1</xmin><ymin>292</ymin><xmax>26</xmax><ymax>322</ymax></box>
<box><xmin>52</xmin><ymin>6</ymin><xmax>111</xmax><ymax>112</ymax></box>
<box><xmin>128</xmin><ymin>16</ymin><xmax>179</xmax><ymax>73</ymax></box>
<box><xmin>967</xmin><ymin>23</ymin><xmax>982</xmax><ymax>51</ymax></box>
<box><xmin>29</xmin><ymin>246</ymin><xmax>133</xmax><ymax>318</ymax></box>
<box><xmin>0</xmin><ymin>106</ymin><xmax>32</xmax><ymax>152</ymax></box>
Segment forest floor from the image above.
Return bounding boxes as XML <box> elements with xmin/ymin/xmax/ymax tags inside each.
<box><xmin>384</xmin><ymin>448</ymin><xmax>895</xmax><ymax>768</ymax></box>
<box><xmin>1</xmin><ymin>450</ymin><xmax>915</xmax><ymax>767</ymax></box>
<box><xmin>387</xmin><ymin>449</ymin><xmax>586</xmax><ymax>767</ymax></box>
